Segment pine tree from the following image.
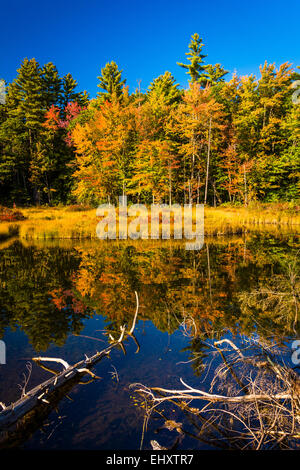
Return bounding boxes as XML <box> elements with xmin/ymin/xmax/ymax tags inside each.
<box><xmin>97</xmin><ymin>61</ymin><xmax>126</xmax><ymax>102</ymax></box>
<box><xmin>0</xmin><ymin>59</ymin><xmax>87</xmax><ymax>204</ymax></box>
<box><xmin>147</xmin><ymin>72</ymin><xmax>182</xmax><ymax>107</ymax></box>
<box><xmin>41</xmin><ymin>62</ymin><xmax>62</xmax><ymax>109</ymax></box>
<box><xmin>177</xmin><ymin>33</ymin><xmax>208</xmax><ymax>85</ymax></box>
<box><xmin>127</xmin><ymin>72</ymin><xmax>180</xmax><ymax>204</ymax></box>
<box><xmin>205</xmin><ymin>63</ymin><xmax>228</xmax><ymax>86</ymax></box>
<box><xmin>14</xmin><ymin>58</ymin><xmax>45</xmax><ymax>142</ymax></box>
<box><xmin>0</xmin><ymin>58</ymin><xmax>45</xmax><ymax>202</ymax></box>
<box><xmin>60</xmin><ymin>73</ymin><xmax>88</xmax><ymax>110</ymax></box>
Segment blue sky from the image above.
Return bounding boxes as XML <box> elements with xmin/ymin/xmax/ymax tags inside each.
<box><xmin>1</xmin><ymin>0</ymin><xmax>299</xmax><ymax>97</ymax></box>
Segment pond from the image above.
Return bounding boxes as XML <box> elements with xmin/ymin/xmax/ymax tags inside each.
<box><xmin>0</xmin><ymin>233</ymin><xmax>299</xmax><ymax>449</ymax></box>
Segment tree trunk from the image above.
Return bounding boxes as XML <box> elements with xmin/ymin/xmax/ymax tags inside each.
<box><xmin>204</xmin><ymin>117</ymin><xmax>212</xmax><ymax>205</ymax></box>
<box><xmin>169</xmin><ymin>163</ymin><xmax>172</xmax><ymax>207</ymax></box>
<box><xmin>243</xmin><ymin>163</ymin><xmax>248</xmax><ymax>207</ymax></box>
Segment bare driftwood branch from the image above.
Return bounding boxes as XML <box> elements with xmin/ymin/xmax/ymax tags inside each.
<box><xmin>134</xmin><ymin>378</ymin><xmax>294</xmax><ymax>404</ymax></box>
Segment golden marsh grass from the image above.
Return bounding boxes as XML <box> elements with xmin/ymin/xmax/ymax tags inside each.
<box><xmin>0</xmin><ymin>203</ymin><xmax>298</xmax><ymax>241</ymax></box>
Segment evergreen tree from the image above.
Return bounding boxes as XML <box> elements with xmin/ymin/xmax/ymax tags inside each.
<box><xmin>41</xmin><ymin>62</ymin><xmax>62</xmax><ymax>109</ymax></box>
<box><xmin>60</xmin><ymin>73</ymin><xmax>88</xmax><ymax>111</ymax></box>
<box><xmin>205</xmin><ymin>63</ymin><xmax>229</xmax><ymax>86</ymax></box>
<box><xmin>147</xmin><ymin>72</ymin><xmax>182</xmax><ymax>107</ymax></box>
<box><xmin>97</xmin><ymin>61</ymin><xmax>126</xmax><ymax>101</ymax></box>
<box><xmin>177</xmin><ymin>33</ymin><xmax>208</xmax><ymax>85</ymax></box>
<box><xmin>0</xmin><ymin>58</ymin><xmax>45</xmax><ymax>203</ymax></box>
<box><xmin>14</xmin><ymin>58</ymin><xmax>45</xmax><ymax>144</ymax></box>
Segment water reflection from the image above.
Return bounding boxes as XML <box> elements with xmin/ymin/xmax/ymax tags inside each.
<box><xmin>0</xmin><ymin>235</ymin><xmax>299</xmax><ymax>353</ymax></box>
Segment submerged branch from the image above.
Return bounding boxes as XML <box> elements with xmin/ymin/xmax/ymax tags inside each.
<box><xmin>135</xmin><ymin>380</ymin><xmax>294</xmax><ymax>404</ymax></box>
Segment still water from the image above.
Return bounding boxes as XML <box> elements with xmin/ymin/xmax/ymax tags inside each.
<box><xmin>0</xmin><ymin>233</ymin><xmax>299</xmax><ymax>449</ymax></box>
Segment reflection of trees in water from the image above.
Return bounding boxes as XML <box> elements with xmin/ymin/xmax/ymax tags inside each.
<box><xmin>238</xmin><ymin>256</ymin><xmax>299</xmax><ymax>336</ymax></box>
<box><xmin>0</xmin><ymin>242</ymin><xmax>92</xmax><ymax>350</ymax></box>
<box><xmin>0</xmin><ymin>236</ymin><xmax>298</xmax><ymax>352</ymax></box>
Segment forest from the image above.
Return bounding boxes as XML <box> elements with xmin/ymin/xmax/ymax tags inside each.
<box><xmin>0</xmin><ymin>33</ymin><xmax>299</xmax><ymax>208</ymax></box>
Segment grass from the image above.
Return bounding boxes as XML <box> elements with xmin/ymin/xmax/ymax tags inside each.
<box><xmin>0</xmin><ymin>202</ymin><xmax>299</xmax><ymax>241</ymax></box>
<box><xmin>205</xmin><ymin>202</ymin><xmax>300</xmax><ymax>236</ymax></box>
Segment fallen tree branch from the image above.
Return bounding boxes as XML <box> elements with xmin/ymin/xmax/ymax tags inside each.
<box><xmin>31</xmin><ymin>357</ymin><xmax>70</xmax><ymax>370</ymax></box>
<box><xmin>135</xmin><ymin>380</ymin><xmax>294</xmax><ymax>404</ymax></box>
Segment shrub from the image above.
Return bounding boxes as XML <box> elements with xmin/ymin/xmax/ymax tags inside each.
<box><xmin>0</xmin><ymin>206</ymin><xmax>26</xmax><ymax>221</ymax></box>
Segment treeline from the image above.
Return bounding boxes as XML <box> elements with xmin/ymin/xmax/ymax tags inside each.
<box><xmin>0</xmin><ymin>33</ymin><xmax>299</xmax><ymax>206</ymax></box>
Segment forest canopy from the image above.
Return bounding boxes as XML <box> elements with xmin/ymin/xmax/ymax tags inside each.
<box><xmin>0</xmin><ymin>33</ymin><xmax>299</xmax><ymax>206</ymax></box>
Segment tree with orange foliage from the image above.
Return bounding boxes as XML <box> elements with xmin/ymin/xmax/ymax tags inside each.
<box><xmin>168</xmin><ymin>83</ymin><xmax>225</xmax><ymax>204</ymax></box>
<box><xmin>71</xmin><ymin>90</ymin><xmax>137</xmax><ymax>203</ymax></box>
<box><xmin>129</xmin><ymin>73</ymin><xmax>180</xmax><ymax>204</ymax></box>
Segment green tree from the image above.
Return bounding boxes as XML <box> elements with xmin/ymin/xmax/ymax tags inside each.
<box><xmin>60</xmin><ymin>73</ymin><xmax>89</xmax><ymax>111</ymax></box>
<box><xmin>177</xmin><ymin>33</ymin><xmax>208</xmax><ymax>85</ymax></box>
<box><xmin>0</xmin><ymin>58</ymin><xmax>45</xmax><ymax>203</ymax></box>
<box><xmin>41</xmin><ymin>62</ymin><xmax>62</xmax><ymax>109</ymax></box>
<box><xmin>147</xmin><ymin>71</ymin><xmax>182</xmax><ymax>107</ymax></box>
<box><xmin>97</xmin><ymin>61</ymin><xmax>126</xmax><ymax>102</ymax></box>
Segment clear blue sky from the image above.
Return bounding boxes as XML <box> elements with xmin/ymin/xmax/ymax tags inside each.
<box><xmin>1</xmin><ymin>0</ymin><xmax>299</xmax><ymax>97</ymax></box>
